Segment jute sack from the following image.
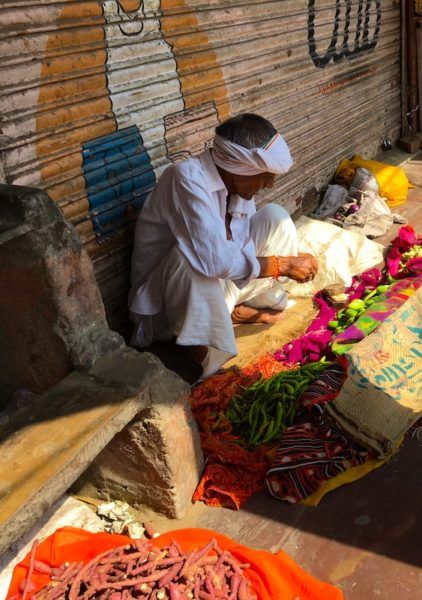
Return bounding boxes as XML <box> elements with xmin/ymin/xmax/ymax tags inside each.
<box><xmin>327</xmin><ymin>288</ymin><xmax>422</xmax><ymax>457</ymax></box>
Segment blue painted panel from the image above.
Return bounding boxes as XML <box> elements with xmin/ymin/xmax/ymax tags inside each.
<box><xmin>82</xmin><ymin>126</ymin><xmax>155</xmax><ymax>238</ymax></box>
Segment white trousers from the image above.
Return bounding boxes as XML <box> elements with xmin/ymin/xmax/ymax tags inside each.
<box><xmin>131</xmin><ymin>204</ymin><xmax>298</xmax><ymax>376</ymax></box>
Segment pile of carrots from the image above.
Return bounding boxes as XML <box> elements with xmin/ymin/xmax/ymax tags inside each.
<box><xmin>18</xmin><ymin>537</ymin><xmax>256</xmax><ymax>600</ymax></box>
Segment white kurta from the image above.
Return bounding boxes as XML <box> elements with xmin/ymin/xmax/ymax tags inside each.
<box><xmin>129</xmin><ymin>149</ymin><xmax>297</xmax><ymax>376</ymax></box>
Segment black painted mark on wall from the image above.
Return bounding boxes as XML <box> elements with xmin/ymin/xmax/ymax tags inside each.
<box><xmin>308</xmin><ymin>0</ymin><xmax>381</xmax><ymax>68</ymax></box>
<box><xmin>116</xmin><ymin>1</ymin><xmax>144</xmax><ymax>36</ymax></box>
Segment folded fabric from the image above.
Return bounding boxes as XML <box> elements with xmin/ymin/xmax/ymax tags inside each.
<box><xmin>265</xmin><ymin>362</ymin><xmax>373</xmax><ymax>504</ymax></box>
<box><xmin>190</xmin><ymin>357</ymin><xmax>282</xmax><ymax>509</ymax></box>
<box><xmin>7</xmin><ymin>526</ymin><xmax>344</xmax><ymax>600</ymax></box>
<box><xmin>302</xmin><ymin>458</ymin><xmax>387</xmax><ymax>507</ymax></box>
<box><xmin>340</xmin><ymin>190</ymin><xmax>394</xmax><ymax>238</ymax></box>
<box><xmin>275</xmin><ymin>293</ymin><xmax>336</xmax><ymax>365</ymax></box>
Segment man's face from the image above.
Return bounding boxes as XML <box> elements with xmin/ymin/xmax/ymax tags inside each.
<box><xmin>229</xmin><ymin>172</ymin><xmax>276</xmax><ymax>200</ymax></box>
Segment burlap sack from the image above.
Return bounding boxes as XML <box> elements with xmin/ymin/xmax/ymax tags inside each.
<box><xmin>327</xmin><ymin>288</ymin><xmax>422</xmax><ymax>456</ymax></box>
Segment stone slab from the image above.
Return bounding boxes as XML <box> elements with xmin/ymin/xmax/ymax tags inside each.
<box><xmin>0</xmin><ymin>184</ymin><xmax>62</xmax><ymax>240</ymax></box>
<box><xmin>0</xmin><ymin>185</ymin><xmax>124</xmax><ymax>402</ymax></box>
<box><xmin>0</xmin><ymin>363</ymin><xmax>150</xmax><ymax>555</ymax></box>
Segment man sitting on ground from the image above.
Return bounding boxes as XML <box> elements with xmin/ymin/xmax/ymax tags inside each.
<box><xmin>129</xmin><ymin>113</ymin><xmax>317</xmax><ymax>380</ymax></box>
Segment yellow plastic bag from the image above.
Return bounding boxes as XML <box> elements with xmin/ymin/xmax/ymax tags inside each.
<box><xmin>335</xmin><ymin>155</ymin><xmax>413</xmax><ymax>206</ymax></box>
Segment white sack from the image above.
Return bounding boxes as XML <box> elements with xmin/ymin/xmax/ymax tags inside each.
<box><xmin>283</xmin><ymin>216</ymin><xmax>384</xmax><ymax>297</ymax></box>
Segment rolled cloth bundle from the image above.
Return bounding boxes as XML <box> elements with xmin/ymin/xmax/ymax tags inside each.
<box><xmin>212</xmin><ymin>133</ymin><xmax>293</xmax><ymax>176</ymax></box>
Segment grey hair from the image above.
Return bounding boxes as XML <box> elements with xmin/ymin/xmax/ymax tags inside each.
<box><xmin>215</xmin><ymin>113</ymin><xmax>277</xmax><ymax>149</ymax></box>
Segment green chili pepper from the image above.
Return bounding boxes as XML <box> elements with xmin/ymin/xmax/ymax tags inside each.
<box><xmin>283</xmin><ymin>382</ymin><xmax>295</xmax><ymax>396</ymax></box>
<box><xmin>261</xmin><ymin>418</ymin><xmax>276</xmax><ymax>444</ymax></box>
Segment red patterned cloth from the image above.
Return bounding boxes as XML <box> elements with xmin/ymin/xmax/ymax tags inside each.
<box><xmin>264</xmin><ymin>360</ymin><xmax>372</xmax><ymax>503</ymax></box>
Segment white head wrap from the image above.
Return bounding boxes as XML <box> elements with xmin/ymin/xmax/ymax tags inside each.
<box><xmin>212</xmin><ymin>132</ymin><xmax>293</xmax><ymax>176</ymax></box>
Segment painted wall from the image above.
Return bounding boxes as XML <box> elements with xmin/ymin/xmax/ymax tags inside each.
<box><xmin>0</xmin><ymin>1</ymin><xmax>401</xmax><ymax>329</ymax></box>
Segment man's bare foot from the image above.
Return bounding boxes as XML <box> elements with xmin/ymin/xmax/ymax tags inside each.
<box><xmin>231</xmin><ymin>303</ymin><xmax>285</xmax><ymax>324</ymax></box>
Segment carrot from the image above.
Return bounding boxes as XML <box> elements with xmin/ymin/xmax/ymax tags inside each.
<box><xmin>169</xmin><ymin>582</ymin><xmax>182</xmax><ymax>600</ymax></box>
<box><xmin>204</xmin><ymin>574</ymin><xmax>216</xmax><ymax>598</ymax></box>
<box><xmin>97</xmin><ymin>568</ymin><xmax>171</xmax><ymax>589</ymax></box>
<box><xmin>158</xmin><ymin>561</ymin><xmax>183</xmax><ymax>588</ymax></box>
<box><xmin>68</xmin><ymin>546</ymin><xmax>127</xmax><ymax>600</ymax></box>
<box><xmin>228</xmin><ymin>571</ymin><xmax>241</xmax><ymax>599</ymax></box>
<box><xmin>33</xmin><ymin>560</ymin><xmax>52</xmax><ymax>575</ymax></box>
<box><xmin>143</xmin><ymin>522</ymin><xmax>159</xmax><ymax>539</ymax></box>
<box><xmin>237</xmin><ymin>579</ymin><xmax>253</xmax><ymax>600</ymax></box>
<box><xmin>22</xmin><ymin>539</ymin><xmax>38</xmax><ymax>600</ymax></box>
<box><xmin>32</xmin><ymin>537</ymin><xmax>255</xmax><ymax>600</ymax></box>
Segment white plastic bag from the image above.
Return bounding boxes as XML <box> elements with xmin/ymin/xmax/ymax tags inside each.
<box><xmin>283</xmin><ymin>216</ymin><xmax>384</xmax><ymax>297</ymax></box>
<box><xmin>312</xmin><ymin>184</ymin><xmax>348</xmax><ymax>218</ymax></box>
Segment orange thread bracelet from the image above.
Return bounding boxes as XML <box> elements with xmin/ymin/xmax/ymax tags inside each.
<box><xmin>272</xmin><ymin>255</ymin><xmax>283</xmax><ymax>278</ymax></box>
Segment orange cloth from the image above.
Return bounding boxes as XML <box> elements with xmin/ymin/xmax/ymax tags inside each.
<box><xmin>7</xmin><ymin>526</ymin><xmax>344</xmax><ymax>600</ymax></box>
<box><xmin>191</xmin><ymin>355</ymin><xmax>290</xmax><ymax>508</ymax></box>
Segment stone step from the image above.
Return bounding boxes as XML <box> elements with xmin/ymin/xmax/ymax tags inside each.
<box><xmin>0</xmin><ymin>348</ymin><xmax>203</xmax><ymax>555</ymax></box>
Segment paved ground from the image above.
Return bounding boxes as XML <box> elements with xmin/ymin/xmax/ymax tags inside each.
<box><xmin>149</xmin><ymin>153</ymin><xmax>422</xmax><ymax>600</ymax></box>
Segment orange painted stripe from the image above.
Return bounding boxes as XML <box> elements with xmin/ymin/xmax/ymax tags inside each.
<box><xmin>36</xmin><ymin>1</ymin><xmax>116</xmax><ymax>200</ymax></box>
<box><xmin>46</xmin><ymin>175</ymin><xmax>87</xmax><ymax>202</ymax></box>
<box><xmin>61</xmin><ymin>197</ymin><xmax>90</xmax><ymax>220</ymax></box>
<box><xmin>37</xmin><ymin>75</ymin><xmax>109</xmax><ymax>106</ymax></box>
<box><xmin>37</xmin><ymin>98</ymin><xmax>113</xmax><ymax>130</ymax></box>
<box><xmin>40</xmin><ymin>28</ymin><xmax>104</xmax><ymax>54</ymax></box>
<box><xmin>37</xmin><ymin>50</ymin><xmax>108</xmax><ymax>79</ymax></box>
<box><xmin>75</xmin><ymin>219</ymin><xmax>95</xmax><ymax>238</ymax></box>
<box><xmin>40</xmin><ymin>152</ymin><xmax>83</xmax><ymax>182</ymax></box>
<box><xmin>36</xmin><ymin>118</ymin><xmax>116</xmax><ymax>159</ymax></box>
<box><xmin>161</xmin><ymin>0</ymin><xmax>230</xmax><ymax>121</ymax></box>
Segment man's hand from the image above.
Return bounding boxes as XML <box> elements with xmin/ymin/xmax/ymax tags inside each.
<box><xmin>285</xmin><ymin>253</ymin><xmax>318</xmax><ymax>283</ymax></box>
<box><xmin>257</xmin><ymin>253</ymin><xmax>318</xmax><ymax>282</ymax></box>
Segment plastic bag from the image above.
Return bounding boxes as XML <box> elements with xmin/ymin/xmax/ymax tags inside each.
<box><xmin>350</xmin><ymin>167</ymin><xmax>379</xmax><ymax>194</ymax></box>
<box><xmin>313</xmin><ymin>184</ymin><xmax>348</xmax><ymax>217</ymax></box>
<box><xmin>283</xmin><ymin>216</ymin><xmax>384</xmax><ymax>297</ymax></box>
<box><xmin>335</xmin><ymin>156</ymin><xmax>413</xmax><ymax>206</ymax></box>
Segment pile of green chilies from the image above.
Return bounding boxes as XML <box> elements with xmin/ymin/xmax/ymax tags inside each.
<box><xmin>226</xmin><ymin>359</ymin><xmax>331</xmax><ymax>447</ymax></box>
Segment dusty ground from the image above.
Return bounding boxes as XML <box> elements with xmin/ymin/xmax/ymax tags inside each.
<box><xmin>226</xmin><ymin>297</ymin><xmax>316</xmax><ymax>368</ymax></box>
<box><xmin>146</xmin><ymin>152</ymin><xmax>422</xmax><ymax>600</ymax></box>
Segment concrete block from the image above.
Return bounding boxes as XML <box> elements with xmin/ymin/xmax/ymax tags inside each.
<box><xmin>0</xmin><ymin>184</ymin><xmax>62</xmax><ymax>236</ymax></box>
<box><xmin>75</xmin><ymin>353</ymin><xmax>203</xmax><ymax>519</ymax></box>
<box><xmin>88</xmin><ymin>346</ymin><xmax>190</xmax><ymax>396</ymax></box>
